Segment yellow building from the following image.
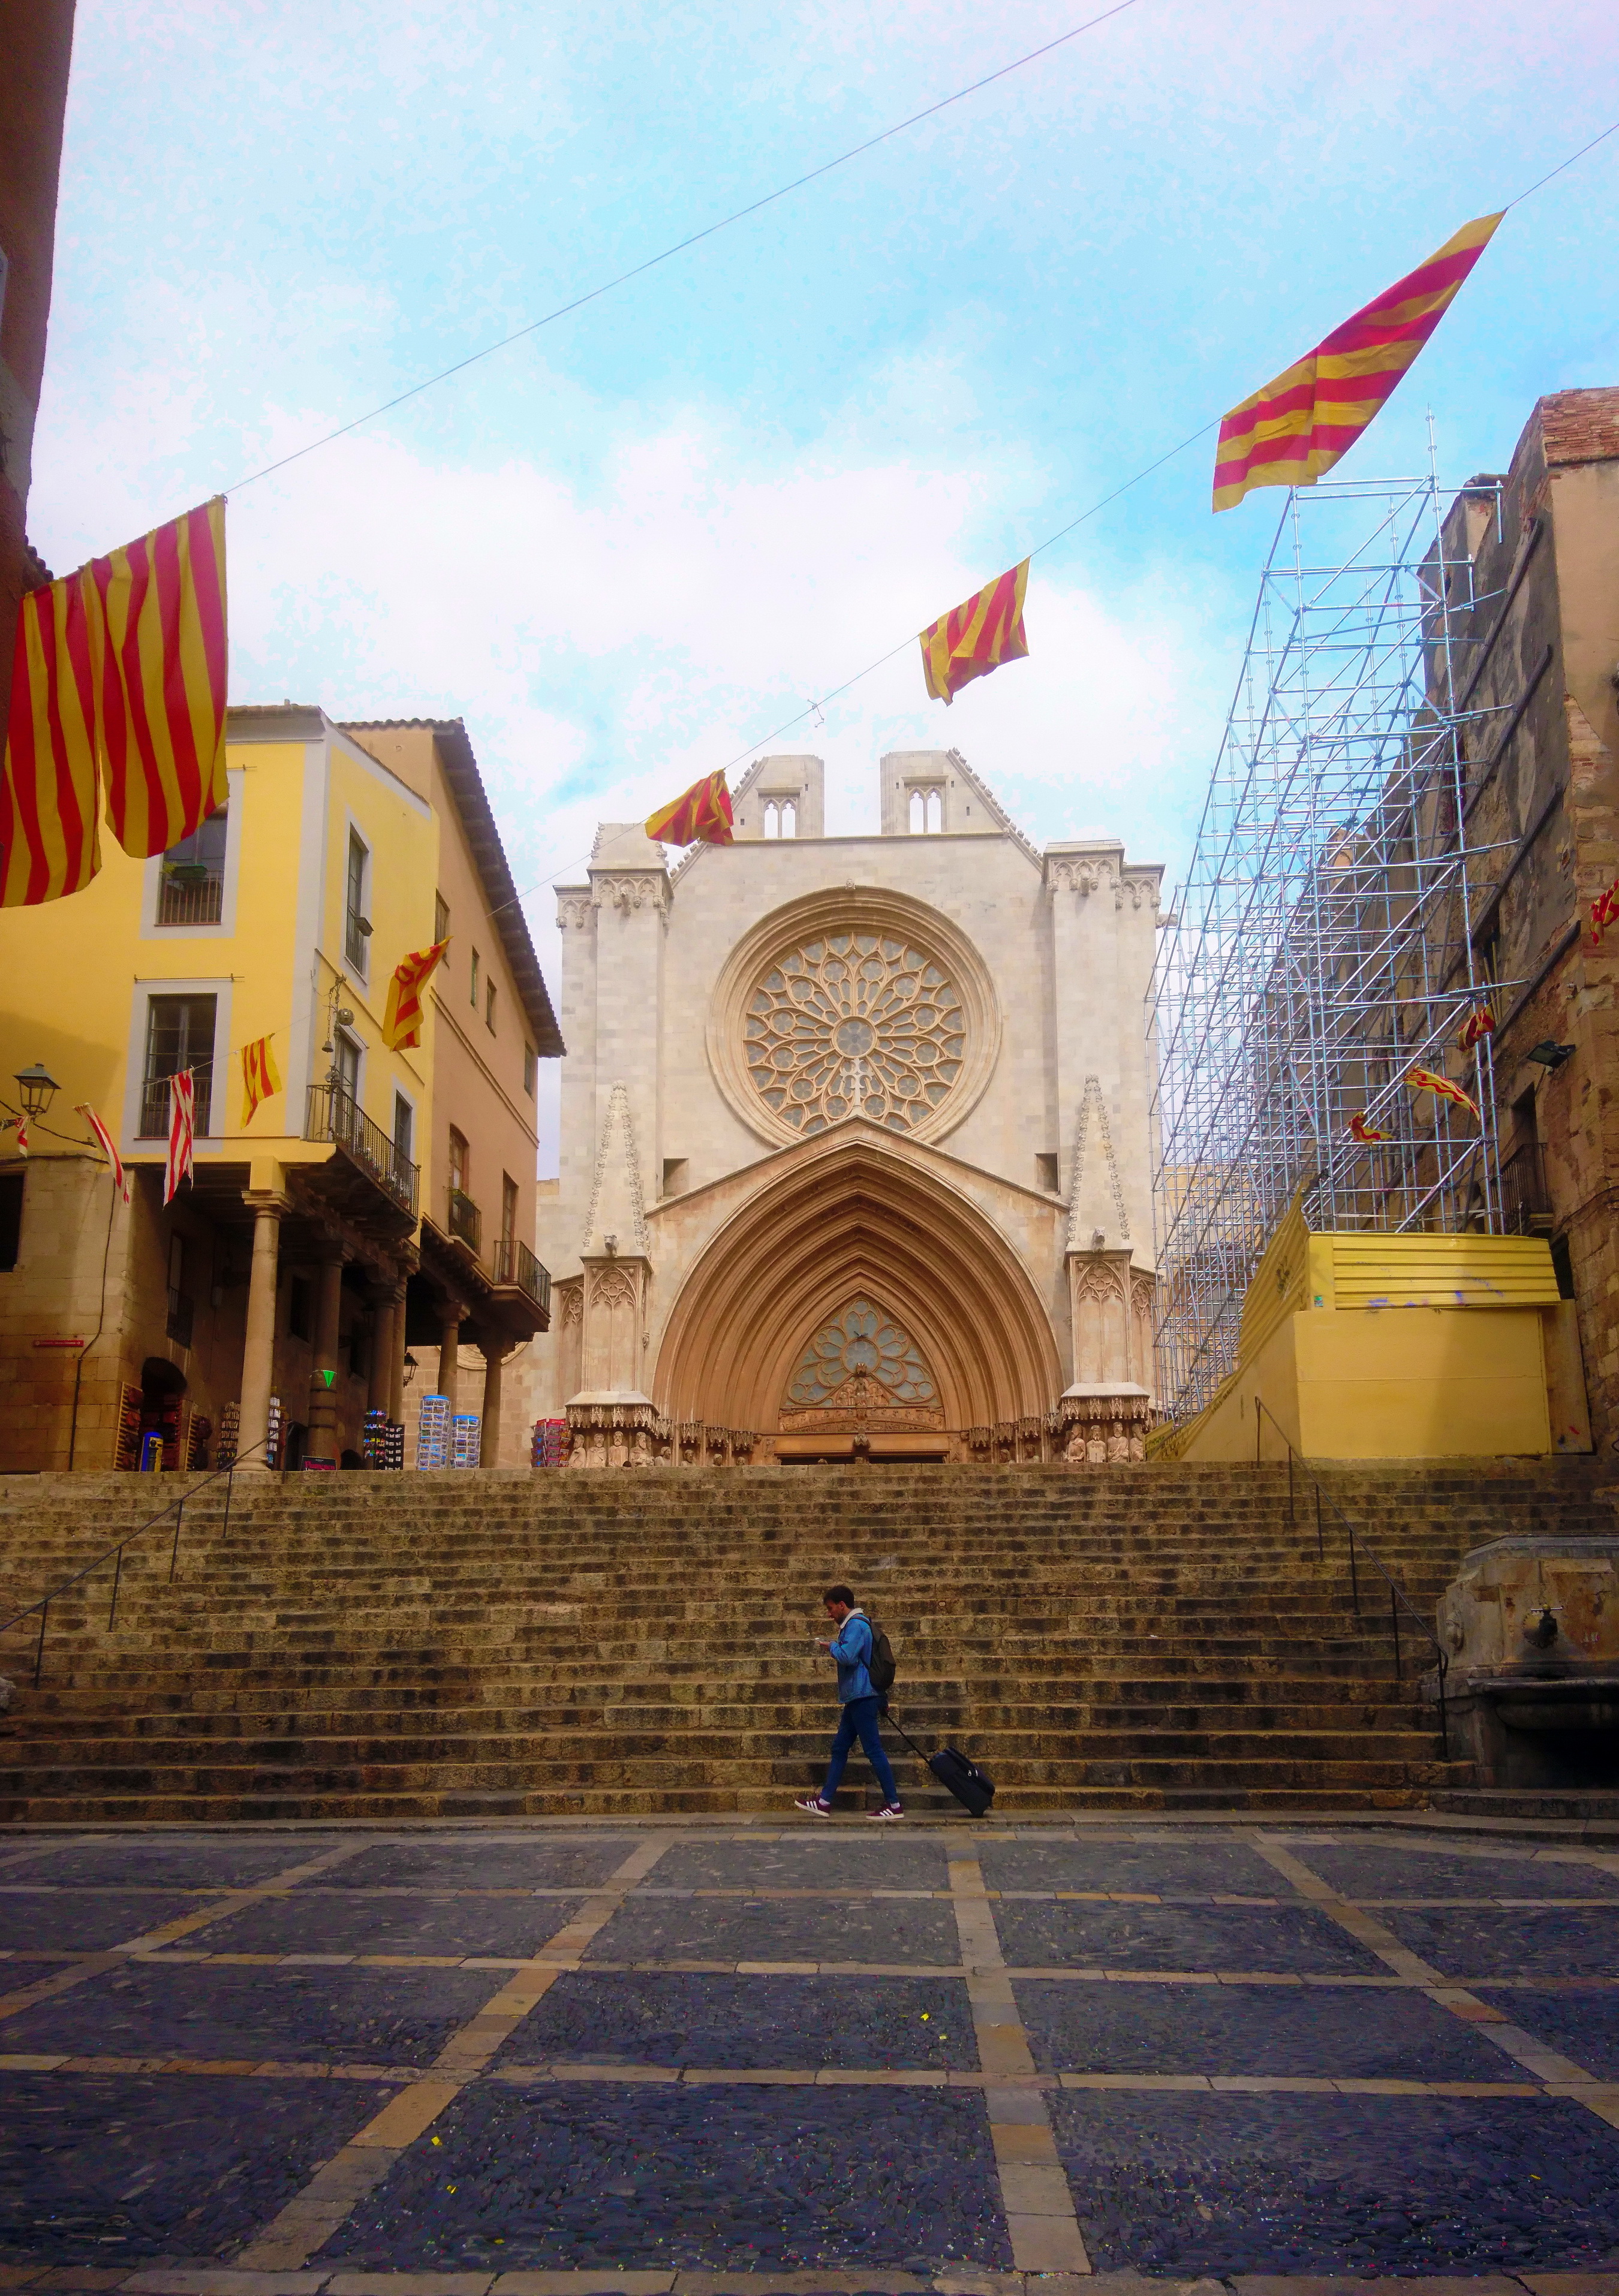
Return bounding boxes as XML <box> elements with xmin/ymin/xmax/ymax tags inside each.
<box><xmin>0</xmin><ymin>706</ymin><xmax>561</xmax><ymax>1474</ymax></box>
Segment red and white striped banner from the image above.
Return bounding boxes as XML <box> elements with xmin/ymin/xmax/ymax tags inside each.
<box><xmin>164</xmin><ymin>1069</ymin><xmax>196</xmax><ymax>1204</ymax></box>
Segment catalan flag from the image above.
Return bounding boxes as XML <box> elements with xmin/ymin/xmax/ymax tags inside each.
<box><xmin>1590</xmin><ymin>878</ymin><xmax>1619</xmax><ymax>948</ymax></box>
<box><xmin>1212</xmin><ymin>215</ymin><xmax>1503</xmax><ymax>512</ymax></box>
<box><xmin>645</xmin><ymin>770</ymin><xmax>734</xmax><ymax>847</ymax></box>
<box><xmin>1348</xmin><ymin>1112</ymin><xmax>1391</xmax><ymax>1143</ymax></box>
<box><xmin>920</xmin><ymin>559</ymin><xmax>1030</xmax><ymax>705</ymax></box>
<box><xmin>91</xmin><ymin>498</ymin><xmax>229</xmax><ymax>858</ymax></box>
<box><xmin>77</xmin><ymin>1103</ymin><xmax>130</xmax><ymax>1203</ymax></box>
<box><xmin>240</xmin><ymin>1034</ymin><xmax>282</xmax><ymax>1127</ymax></box>
<box><xmin>1458</xmin><ymin>1002</ymin><xmax>1496</xmax><ymax>1053</ymax></box>
<box><xmin>164</xmin><ymin>1069</ymin><xmax>197</xmax><ymax>1206</ymax></box>
<box><xmin>1</xmin><ymin>568</ymin><xmax>102</xmax><ymax>906</ymax></box>
<box><xmin>1409</xmin><ymin>1064</ymin><xmax>1479</xmax><ymax>1121</ymax></box>
<box><xmin>383</xmin><ymin>938</ymin><xmax>450</xmax><ymax>1051</ymax></box>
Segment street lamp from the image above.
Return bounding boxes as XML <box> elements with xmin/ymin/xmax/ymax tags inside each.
<box><xmin>402</xmin><ymin>1351</ymin><xmax>419</xmax><ymax>1387</ymax></box>
<box><xmin>13</xmin><ymin>1063</ymin><xmax>60</xmax><ymax>1120</ymax></box>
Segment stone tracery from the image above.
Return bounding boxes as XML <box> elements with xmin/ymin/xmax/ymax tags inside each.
<box><xmin>744</xmin><ymin>932</ymin><xmax>966</xmax><ymax>1138</ymax></box>
<box><xmin>786</xmin><ymin>1297</ymin><xmax>938</xmax><ymax>1408</ymax></box>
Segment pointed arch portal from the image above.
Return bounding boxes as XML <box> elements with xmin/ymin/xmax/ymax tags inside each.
<box><xmin>654</xmin><ymin>1134</ymin><xmax>1061</xmax><ymax>1453</ymax></box>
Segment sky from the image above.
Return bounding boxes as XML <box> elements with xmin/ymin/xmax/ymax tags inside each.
<box><xmin>27</xmin><ymin>0</ymin><xmax>1619</xmax><ymax>1166</ymax></box>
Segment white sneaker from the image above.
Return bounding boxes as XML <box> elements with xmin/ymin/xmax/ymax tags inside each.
<box><xmin>868</xmin><ymin>1804</ymin><xmax>905</xmax><ymax>1821</ymax></box>
<box><xmin>793</xmin><ymin>1796</ymin><xmax>833</xmax><ymax>1816</ymax></box>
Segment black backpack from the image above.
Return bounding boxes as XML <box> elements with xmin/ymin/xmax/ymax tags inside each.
<box><xmin>865</xmin><ymin>1617</ymin><xmax>897</xmax><ymax>1695</ymax></box>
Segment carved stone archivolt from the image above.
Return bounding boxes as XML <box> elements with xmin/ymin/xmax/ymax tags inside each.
<box><xmin>706</xmin><ymin>887</ymin><xmax>1001</xmax><ymax>1150</ymax></box>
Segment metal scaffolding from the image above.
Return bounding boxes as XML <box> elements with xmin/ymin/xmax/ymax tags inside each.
<box><xmin>1149</xmin><ymin>459</ymin><xmax>1518</xmax><ymax>1423</ymax></box>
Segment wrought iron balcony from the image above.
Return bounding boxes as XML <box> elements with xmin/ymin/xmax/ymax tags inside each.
<box><xmin>305</xmin><ymin>1084</ymin><xmax>419</xmax><ymax>1216</ymax></box>
<box><xmin>495</xmin><ymin>1236</ymin><xmax>552</xmax><ymax>1314</ymax></box>
<box><xmin>1498</xmin><ymin>1137</ymin><xmax>1554</xmax><ymax>1236</ymax></box>
<box><xmin>447</xmin><ymin>1187</ymin><xmax>482</xmax><ymax>1253</ymax></box>
<box><xmin>157</xmin><ymin>867</ymin><xmax>224</xmax><ymax>926</ymax></box>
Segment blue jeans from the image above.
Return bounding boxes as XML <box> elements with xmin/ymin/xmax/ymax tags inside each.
<box><xmin>820</xmin><ymin>1694</ymin><xmax>900</xmax><ymax>1807</ymax></box>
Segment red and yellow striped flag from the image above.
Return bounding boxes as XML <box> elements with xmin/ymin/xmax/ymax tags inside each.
<box><xmin>1212</xmin><ymin>215</ymin><xmax>1503</xmax><ymax>512</ymax></box>
<box><xmin>240</xmin><ymin>1033</ymin><xmax>282</xmax><ymax>1127</ymax></box>
<box><xmin>645</xmin><ymin>770</ymin><xmax>734</xmax><ymax>846</ymax></box>
<box><xmin>383</xmin><ymin>938</ymin><xmax>450</xmax><ymax>1051</ymax></box>
<box><xmin>1409</xmin><ymin>1064</ymin><xmax>1479</xmax><ymax>1120</ymax></box>
<box><xmin>1458</xmin><ymin>1002</ymin><xmax>1495</xmax><ymax>1053</ymax></box>
<box><xmin>1348</xmin><ymin>1112</ymin><xmax>1391</xmax><ymax>1143</ymax></box>
<box><xmin>0</xmin><ymin>570</ymin><xmax>102</xmax><ymax>906</ymax></box>
<box><xmin>91</xmin><ymin>497</ymin><xmax>228</xmax><ymax>858</ymax></box>
<box><xmin>920</xmin><ymin>559</ymin><xmax>1030</xmax><ymax>705</ymax></box>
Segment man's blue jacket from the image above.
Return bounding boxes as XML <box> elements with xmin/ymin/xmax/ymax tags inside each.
<box><xmin>828</xmin><ymin>1610</ymin><xmax>875</xmax><ymax>1703</ymax></box>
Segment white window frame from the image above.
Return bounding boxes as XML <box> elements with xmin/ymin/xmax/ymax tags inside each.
<box><xmin>139</xmin><ymin>767</ymin><xmax>245</xmax><ymax>940</ymax></box>
<box><xmin>391</xmin><ymin>1081</ymin><xmax>418</xmax><ymax>1168</ymax></box>
<box><xmin>122</xmin><ymin>977</ymin><xmax>233</xmax><ymax>1155</ymax></box>
<box><xmin>342</xmin><ymin>817</ymin><xmax>372</xmax><ymax>983</ymax></box>
<box><xmin>332</xmin><ymin>1025</ymin><xmax>365</xmax><ymax>1110</ymax></box>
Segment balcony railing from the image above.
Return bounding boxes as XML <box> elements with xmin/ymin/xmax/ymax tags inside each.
<box><xmin>447</xmin><ymin>1187</ymin><xmax>482</xmax><ymax>1252</ymax></box>
<box><xmin>305</xmin><ymin>1084</ymin><xmax>419</xmax><ymax>1217</ymax></box>
<box><xmin>1498</xmin><ymin>1137</ymin><xmax>1554</xmax><ymax>1236</ymax></box>
<box><xmin>139</xmin><ymin>1071</ymin><xmax>213</xmax><ymax>1139</ymax></box>
<box><xmin>495</xmin><ymin>1236</ymin><xmax>552</xmax><ymax>1315</ymax></box>
<box><xmin>157</xmin><ymin>869</ymin><xmax>224</xmax><ymax>926</ymax></box>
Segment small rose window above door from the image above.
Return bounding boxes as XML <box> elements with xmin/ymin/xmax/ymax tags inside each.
<box><xmin>786</xmin><ymin>1298</ymin><xmax>937</xmax><ymax>1408</ymax></box>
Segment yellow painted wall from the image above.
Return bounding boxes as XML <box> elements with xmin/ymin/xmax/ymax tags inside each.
<box><xmin>1170</xmin><ymin>1224</ymin><xmax>1560</xmax><ymax>1463</ymax></box>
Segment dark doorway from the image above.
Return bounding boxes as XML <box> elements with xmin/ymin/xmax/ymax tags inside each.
<box><xmin>138</xmin><ymin>1356</ymin><xmax>188</xmax><ymax>1470</ymax></box>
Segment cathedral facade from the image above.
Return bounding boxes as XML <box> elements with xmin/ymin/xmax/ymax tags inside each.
<box><xmin>532</xmin><ymin>749</ymin><xmax>1164</xmax><ymax>1466</ymax></box>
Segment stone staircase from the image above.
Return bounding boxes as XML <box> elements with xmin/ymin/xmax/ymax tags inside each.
<box><xmin>0</xmin><ymin>1459</ymin><xmax>1611</xmax><ymax>1822</ymax></box>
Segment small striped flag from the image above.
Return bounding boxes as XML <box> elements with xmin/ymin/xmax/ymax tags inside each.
<box><xmin>1</xmin><ymin>568</ymin><xmax>103</xmax><ymax>906</ymax></box>
<box><xmin>240</xmin><ymin>1033</ymin><xmax>282</xmax><ymax>1126</ymax></box>
<box><xmin>383</xmin><ymin>939</ymin><xmax>450</xmax><ymax>1051</ymax></box>
<box><xmin>164</xmin><ymin>1069</ymin><xmax>197</xmax><ymax>1206</ymax></box>
<box><xmin>1458</xmin><ymin>1003</ymin><xmax>1496</xmax><ymax>1053</ymax></box>
<box><xmin>1409</xmin><ymin>1064</ymin><xmax>1479</xmax><ymax>1121</ymax></box>
<box><xmin>1347</xmin><ymin>1112</ymin><xmax>1391</xmax><ymax>1143</ymax></box>
<box><xmin>1590</xmin><ymin>879</ymin><xmax>1619</xmax><ymax>948</ymax></box>
<box><xmin>920</xmin><ymin>559</ymin><xmax>1030</xmax><ymax>705</ymax></box>
<box><xmin>2</xmin><ymin>1116</ymin><xmax>28</xmax><ymax>1156</ymax></box>
<box><xmin>77</xmin><ymin>1103</ymin><xmax>130</xmax><ymax>1202</ymax></box>
<box><xmin>645</xmin><ymin>770</ymin><xmax>734</xmax><ymax>847</ymax></box>
<box><xmin>1213</xmin><ymin>215</ymin><xmax>1503</xmax><ymax>512</ymax></box>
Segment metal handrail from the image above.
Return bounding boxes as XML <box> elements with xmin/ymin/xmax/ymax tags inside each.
<box><xmin>0</xmin><ymin>1436</ymin><xmax>268</xmax><ymax>1688</ymax></box>
<box><xmin>1253</xmin><ymin>1397</ymin><xmax>1448</xmax><ymax>1743</ymax></box>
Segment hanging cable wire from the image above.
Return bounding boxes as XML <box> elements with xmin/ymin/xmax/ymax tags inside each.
<box><xmin>226</xmin><ymin>0</ymin><xmax>1143</xmax><ymax>495</ymax></box>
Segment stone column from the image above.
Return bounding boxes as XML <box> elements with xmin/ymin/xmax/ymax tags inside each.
<box><xmin>237</xmin><ymin>1194</ymin><xmax>287</xmax><ymax>1472</ymax></box>
<box><xmin>368</xmin><ymin>1289</ymin><xmax>394</xmax><ymax>1414</ymax></box>
<box><xmin>305</xmin><ymin>1250</ymin><xmax>347</xmax><ymax>1464</ymax></box>
<box><xmin>387</xmin><ymin>1282</ymin><xmax>409</xmax><ymax>1424</ymax></box>
<box><xmin>480</xmin><ymin>1339</ymin><xmax>510</xmax><ymax>1467</ymax></box>
<box><xmin>438</xmin><ymin>1301</ymin><xmax>465</xmax><ymax>1414</ymax></box>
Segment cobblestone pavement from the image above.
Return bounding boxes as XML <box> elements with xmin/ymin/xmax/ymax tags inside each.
<box><xmin>0</xmin><ymin>1819</ymin><xmax>1615</xmax><ymax>2294</ymax></box>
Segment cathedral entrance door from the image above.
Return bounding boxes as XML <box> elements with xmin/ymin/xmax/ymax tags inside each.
<box><xmin>775</xmin><ymin>1297</ymin><xmax>949</xmax><ymax>1462</ymax></box>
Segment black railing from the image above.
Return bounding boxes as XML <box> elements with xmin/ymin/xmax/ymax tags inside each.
<box><xmin>1498</xmin><ymin>1137</ymin><xmax>1553</xmax><ymax>1236</ymax></box>
<box><xmin>0</xmin><ymin>1437</ymin><xmax>269</xmax><ymax>1688</ymax></box>
<box><xmin>139</xmin><ymin>1071</ymin><xmax>213</xmax><ymax>1138</ymax></box>
<box><xmin>1253</xmin><ymin>1396</ymin><xmax>1447</xmax><ymax>1741</ymax></box>
<box><xmin>448</xmin><ymin>1188</ymin><xmax>482</xmax><ymax>1252</ymax></box>
<box><xmin>157</xmin><ymin>869</ymin><xmax>224</xmax><ymax>926</ymax></box>
<box><xmin>495</xmin><ymin>1236</ymin><xmax>552</xmax><ymax>1313</ymax></box>
<box><xmin>306</xmin><ymin>1084</ymin><xmax>419</xmax><ymax>1216</ymax></box>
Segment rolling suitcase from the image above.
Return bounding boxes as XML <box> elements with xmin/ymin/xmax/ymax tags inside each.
<box><xmin>887</xmin><ymin>1715</ymin><xmax>995</xmax><ymax>1816</ymax></box>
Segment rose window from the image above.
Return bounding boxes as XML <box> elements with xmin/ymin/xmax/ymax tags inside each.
<box><xmin>786</xmin><ymin>1299</ymin><xmax>938</xmax><ymax>1407</ymax></box>
<box><xmin>744</xmin><ymin>931</ymin><xmax>967</xmax><ymax>1137</ymax></box>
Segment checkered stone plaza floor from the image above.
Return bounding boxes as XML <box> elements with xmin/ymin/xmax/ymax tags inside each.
<box><xmin>0</xmin><ymin>1820</ymin><xmax>1616</xmax><ymax>2295</ymax></box>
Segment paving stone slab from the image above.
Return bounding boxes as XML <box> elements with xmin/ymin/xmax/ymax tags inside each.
<box><xmin>0</xmin><ymin>1895</ymin><xmax>209</xmax><ymax>1954</ymax></box>
<box><xmin>1</xmin><ymin>1845</ymin><xmax>348</xmax><ymax>1893</ymax></box>
<box><xmin>581</xmin><ymin>1898</ymin><xmax>958</xmax><ymax>1969</ymax></box>
<box><xmin>323</xmin><ymin>1845</ymin><xmax>639</xmax><ymax>1894</ymax></box>
<box><xmin>976</xmin><ymin>1841</ymin><xmax>1278</xmax><ymax>1898</ymax></box>
<box><xmin>649</xmin><ymin>1841</ymin><xmax>951</xmax><ymax>1895</ymax></box>
<box><xmin>1048</xmin><ymin>2089</ymin><xmax>1619</xmax><ymax>2275</ymax></box>
<box><xmin>318</xmin><ymin>2080</ymin><xmax>1010</xmax><ymax>2273</ymax></box>
<box><xmin>1290</xmin><ymin>1845</ymin><xmax>1619</xmax><ymax>1903</ymax></box>
<box><xmin>1474</xmin><ymin>1989</ymin><xmax>1619</xmax><ymax>2082</ymax></box>
<box><xmin>0</xmin><ymin>1961</ymin><xmax>500</xmax><ymax>2068</ymax></box>
<box><xmin>0</xmin><ymin>2071</ymin><xmax>392</xmax><ymax>2262</ymax></box>
<box><xmin>492</xmin><ymin>1972</ymin><xmax>977</xmax><ymax>2071</ymax></box>
<box><xmin>195</xmin><ymin>1898</ymin><xmax>594</xmax><ymax>1962</ymax></box>
<box><xmin>991</xmin><ymin>1902</ymin><xmax>1385</xmax><ymax>1976</ymax></box>
<box><xmin>1016</xmin><ymin>1980</ymin><xmax>1513</xmax><ymax>2080</ymax></box>
<box><xmin>1376</xmin><ymin>1909</ymin><xmax>1619</xmax><ymax>1981</ymax></box>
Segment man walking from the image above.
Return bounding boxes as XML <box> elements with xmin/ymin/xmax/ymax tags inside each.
<box><xmin>795</xmin><ymin>1583</ymin><xmax>904</xmax><ymax>1820</ymax></box>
